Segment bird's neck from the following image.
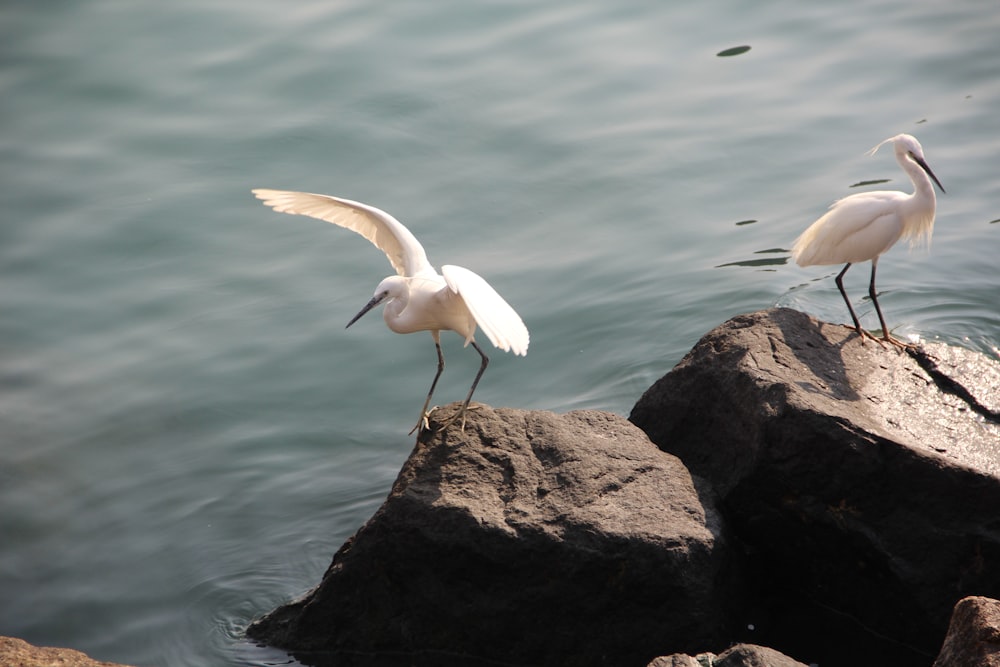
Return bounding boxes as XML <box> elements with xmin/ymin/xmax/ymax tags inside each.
<box><xmin>899</xmin><ymin>157</ymin><xmax>937</xmax><ymax>247</ymax></box>
<box><xmin>382</xmin><ymin>293</ymin><xmax>408</xmax><ymax>330</ymax></box>
<box><xmin>903</xmin><ymin>155</ymin><xmax>936</xmax><ymax>200</ymax></box>
<box><xmin>381</xmin><ymin>281</ymin><xmax>440</xmax><ymax>335</ymax></box>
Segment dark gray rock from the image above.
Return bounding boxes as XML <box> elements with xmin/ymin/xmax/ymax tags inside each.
<box><xmin>249</xmin><ymin>407</ymin><xmax>735</xmax><ymax>667</ymax></box>
<box><xmin>933</xmin><ymin>596</ymin><xmax>1000</xmax><ymax>667</ymax></box>
<box><xmin>630</xmin><ymin>308</ymin><xmax>1000</xmax><ymax>666</ymax></box>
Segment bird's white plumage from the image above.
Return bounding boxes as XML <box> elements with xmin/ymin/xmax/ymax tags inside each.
<box><xmin>251</xmin><ymin>189</ymin><xmax>433</xmax><ymax>278</ymax></box>
<box><xmin>252</xmin><ymin>187</ymin><xmax>529</xmax><ymax>431</ymax></box>
<box><xmin>792</xmin><ymin>193</ymin><xmax>904</xmax><ymax>266</ymax></box>
<box><xmin>442</xmin><ymin>265</ymin><xmax>529</xmax><ymax>356</ymax></box>
<box><xmin>791</xmin><ymin>133</ymin><xmax>941</xmax><ymax>268</ymax></box>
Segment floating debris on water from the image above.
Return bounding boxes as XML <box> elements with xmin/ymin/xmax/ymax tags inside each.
<box><xmin>715</xmin><ymin>257</ymin><xmax>788</xmax><ymax>269</ymax></box>
<box><xmin>717</xmin><ymin>45</ymin><xmax>751</xmax><ymax>57</ymax></box>
<box><xmin>716</xmin><ymin>248</ymin><xmax>789</xmax><ymax>269</ymax></box>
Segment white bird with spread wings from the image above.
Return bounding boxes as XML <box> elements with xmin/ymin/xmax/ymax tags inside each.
<box><xmin>253</xmin><ymin>188</ymin><xmax>529</xmax><ymax>433</ymax></box>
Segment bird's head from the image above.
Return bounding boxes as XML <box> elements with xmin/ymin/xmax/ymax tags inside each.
<box><xmin>870</xmin><ymin>133</ymin><xmax>945</xmax><ymax>194</ymax></box>
<box><xmin>346</xmin><ymin>276</ymin><xmax>406</xmax><ymax>329</ymax></box>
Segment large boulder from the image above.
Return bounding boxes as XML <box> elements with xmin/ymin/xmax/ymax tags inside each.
<box><xmin>630</xmin><ymin>308</ymin><xmax>1000</xmax><ymax>665</ymax></box>
<box><xmin>248</xmin><ymin>408</ymin><xmax>735</xmax><ymax>667</ymax></box>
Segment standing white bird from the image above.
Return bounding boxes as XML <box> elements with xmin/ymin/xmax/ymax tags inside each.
<box><xmin>252</xmin><ymin>189</ymin><xmax>529</xmax><ymax>433</ymax></box>
<box><xmin>790</xmin><ymin>133</ymin><xmax>945</xmax><ymax>347</ymax></box>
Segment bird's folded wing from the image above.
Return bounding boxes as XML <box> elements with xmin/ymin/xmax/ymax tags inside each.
<box><xmin>442</xmin><ymin>265</ymin><xmax>529</xmax><ymax>356</ymax></box>
<box><xmin>252</xmin><ymin>189</ymin><xmax>434</xmax><ymax>278</ymax></box>
<box><xmin>792</xmin><ymin>193</ymin><xmax>901</xmax><ymax>266</ymax></box>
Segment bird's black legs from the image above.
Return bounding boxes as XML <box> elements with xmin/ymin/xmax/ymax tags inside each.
<box><xmin>868</xmin><ymin>262</ymin><xmax>911</xmax><ymax>349</ymax></box>
<box><xmin>410</xmin><ymin>337</ymin><xmax>446</xmax><ymax>435</ymax></box>
<box><xmin>836</xmin><ymin>263</ymin><xmax>883</xmax><ymax>346</ymax></box>
<box><xmin>433</xmin><ymin>341</ymin><xmax>489</xmax><ymax>433</ymax></box>
<box><xmin>835</xmin><ymin>263</ymin><xmax>867</xmax><ymax>340</ymax></box>
<box><xmin>868</xmin><ymin>262</ymin><xmax>890</xmax><ymax>340</ymax></box>
<box><xmin>834</xmin><ymin>262</ymin><xmax>909</xmax><ymax>348</ymax></box>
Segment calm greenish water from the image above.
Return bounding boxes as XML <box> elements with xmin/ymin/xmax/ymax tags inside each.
<box><xmin>2</xmin><ymin>2</ymin><xmax>998</xmax><ymax>665</ymax></box>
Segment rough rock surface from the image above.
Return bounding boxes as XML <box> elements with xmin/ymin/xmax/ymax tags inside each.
<box><xmin>648</xmin><ymin>643</ymin><xmax>809</xmax><ymax>667</ymax></box>
<box><xmin>630</xmin><ymin>308</ymin><xmax>1000</xmax><ymax>665</ymax></box>
<box><xmin>646</xmin><ymin>654</ymin><xmax>705</xmax><ymax>667</ymax></box>
<box><xmin>933</xmin><ymin>596</ymin><xmax>1000</xmax><ymax>667</ymax></box>
<box><xmin>711</xmin><ymin>643</ymin><xmax>811</xmax><ymax>667</ymax></box>
<box><xmin>248</xmin><ymin>408</ymin><xmax>734</xmax><ymax>667</ymax></box>
<box><xmin>0</xmin><ymin>636</ymin><xmax>136</xmax><ymax>667</ymax></box>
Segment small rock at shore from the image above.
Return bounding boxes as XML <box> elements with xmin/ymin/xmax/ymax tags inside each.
<box><xmin>648</xmin><ymin>643</ymin><xmax>810</xmax><ymax>667</ymax></box>
<box><xmin>932</xmin><ymin>595</ymin><xmax>1000</xmax><ymax>667</ymax></box>
<box><xmin>0</xmin><ymin>636</ymin><xmax>136</xmax><ymax>667</ymax></box>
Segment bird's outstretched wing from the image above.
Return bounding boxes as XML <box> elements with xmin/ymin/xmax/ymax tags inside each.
<box><xmin>252</xmin><ymin>189</ymin><xmax>434</xmax><ymax>278</ymax></box>
<box><xmin>441</xmin><ymin>265</ymin><xmax>529</xmax><ymax>356</ymax></box>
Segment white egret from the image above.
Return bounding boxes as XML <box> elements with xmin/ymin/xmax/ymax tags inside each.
<box><xmin>790</xmin><ymin>134</ymin><xmax>945</xmax><ymax>347</ymax></box>
<box><xmin>252</xmin><ymin>189</ymin><xmax>529</xmax><ymax>433</ymax></box>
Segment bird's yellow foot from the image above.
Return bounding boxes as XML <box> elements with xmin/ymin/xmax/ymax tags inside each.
<box><xmin>432</xmin><ymin>409</ymin><xmax>466</xmax><ymax>433</ymax></box>
<box><xmin>861</xmin><ymin>329</ymin><xmax>888</xmax><ymax>347</ymax></box>
<box><xmin>881</xmin><ymin>334</ymin><xmax>917</xmax><ymax>351</ymax></box>
<box><xmin>843</xmin><ymin>324</ymin><xmax>915</xmax><ymax>351</ymax></box>
<box><xmin>409</xmin><ymin>409</ymin><xmax>434</xmax><ymax>436</ymax></box>
<box><xmin>842</xmin><ymin>324</ymin><xmax>882</xmax><ymax>346</ymax></box>
<box><xmin>431</xmin><ymin>403</ymin><xmax>483</xmax><ymax>433</ymax></box>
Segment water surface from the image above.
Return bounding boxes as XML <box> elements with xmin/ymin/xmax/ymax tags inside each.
<box><xmin>1</xmin><ymin>2</ymin><xmax>998</xmax><ymax>665</ymax></box>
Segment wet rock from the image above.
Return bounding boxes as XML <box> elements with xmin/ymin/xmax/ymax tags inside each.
<box><xmin>630</xmin><ymin>308</ymin><xmax>1000</xmax><ymax>665</ymax></box>
<box><xmin>0</xmin><ymin>636</ymin><xmax>136</xmax><ymax>667</ymax></box>
<box><xmin>248</xmin><ymin>407</ymin><xmax>734</xmax><ymax>667</ymax></box>
<box><xmin>932</xmin><ymin>596</ymin><xmax>1000</xmax><ymax>667</ymax></box>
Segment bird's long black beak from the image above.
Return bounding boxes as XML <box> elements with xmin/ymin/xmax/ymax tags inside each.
<box><xmin>913</xmin><ymin>154</ymin><xmax>946</xmax><ymax>194</ymax></box>
<box><xmin>346</xmin><ymin>294</ymin><xmax>385</xmax><ymax>329</ymax></box>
